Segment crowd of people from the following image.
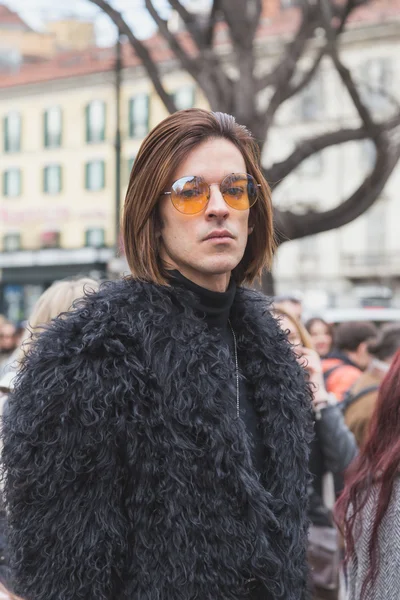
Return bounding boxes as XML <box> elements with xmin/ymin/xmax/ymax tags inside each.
<box><xmin>0</xmin><ymin>109</ymin><xmax>399</xmax><ymax>600</ymax></box>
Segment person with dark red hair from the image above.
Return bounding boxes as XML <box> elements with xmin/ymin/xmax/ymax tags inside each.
<box><xmin>335</xmin><ymin>349</ymin><xmax>400</xmax><ymax>600</ymax></box>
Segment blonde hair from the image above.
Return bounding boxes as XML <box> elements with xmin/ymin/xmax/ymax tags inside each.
<box><xmin>273</xmin><ymin>304</ymin><xmax>314</xmax><ymax>350</ymax></box>
<box><xmin>0</xmin><ymin>582</ymin><xmax>23</xmax><ymax>599</ymax></box>
<box><xmin>20</xmin><ymin>277</ymin><xmax>99</xmax><ymax>357</ymax></box>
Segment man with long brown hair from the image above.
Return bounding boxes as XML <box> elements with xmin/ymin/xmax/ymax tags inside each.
<box><xmin>3</xmin><ymin>109</ymin><xmax>313</xmax><ymax>600</ymax></box>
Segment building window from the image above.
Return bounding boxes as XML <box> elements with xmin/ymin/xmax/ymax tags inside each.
<box><xmin>44</xmin><ymin>106</ymin><xmax>62</xmax><ymax>148</ymax></box>
<box><xmin>4</xmin><ymin>111</ymin><xmax>21</xmax><ymax>152</ymax></box>
<box><xmin>360</xmin><ymin>58</ymin><xmax>392</xmax><ymax>113</ymax></box>
<box><xmin>360</xmin><ymin>140</ymin><xmax>376</xmax><ymax>172</ymax></box>
<box><xmin>85</xmin><ymin>160</ymin><xmax>105</xmax><ymax>191</ymax></box>
<box><xmin>299</xmin><ymin>76</ymin><xmax>323</xmax><ymax>121</ymax></box>
<box><xmin>174</xmin><ymin>86</ymin><xmax>195</xmax><ymax>110</ymax></box>
<box><xmin>85</xmin><ymin>100</ymin><xmax>106</xmax><ymax>143</ymax></box>
<box><xmin>366</xmin><ymin>198</ymin><xmax>386</xmax><ymax>256</ymax></box>
<box><xmin>3</xmin><ymin>168</ymin><xmax>21</xmax><ymax>197</ymax></box>
<box><xmin>43</xmin><ymin>165</ymin><xmax>62</xmax><ymax>194</ymax></box>
<box><xmin>85</xmin><ymin>228</ymin><xmax>105</xmax><ymax>248</ymax></box>
<box><xmin>129</xmin><ymin>94</ymin><xmax>150</xmax><ymax>139</ymax></box>
<box><xmin>298</xmin><ymin>154</ymin><xmax>323</xmax><ymax>177</ymax></box>
<box><xmin>40</xmin><ymin>231</ymin><xmax>60</xmax><ymax>249</ymax></box>
<box><xmin>3</xmin><ymin>233</ymin><xmax>21</xmax><ymax>252</ymax></box>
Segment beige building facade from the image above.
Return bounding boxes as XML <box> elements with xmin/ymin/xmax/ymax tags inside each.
<box><xmin>0</xmin><ymin>26</ymin><xmax>203</xmax><ymax>319</ymax></box>
<box><xmin>1</xmin><ymin>0</ymin><xmax>399</xmax><ymax>320</ymax></box>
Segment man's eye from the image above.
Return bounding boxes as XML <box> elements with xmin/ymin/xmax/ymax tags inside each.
<box><xmin>181</xmin><ymin>189</ymin><xmax>200</xmax><ymax>198</ymax></box>
<box><xmin>226</xmin><ymin>187</ymin><xmax>244</xmax><ymax>197</ymax></box>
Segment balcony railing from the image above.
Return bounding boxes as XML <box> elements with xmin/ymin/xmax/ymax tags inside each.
<box><xmin>0</xmin><ymin>246</ymin><xmax>114</xmax><ymax>269</ymax></box>
<box><xmin>341</xmin><ymin>253</ymin><xmax>400</xmax><ymax>278</ymax></box>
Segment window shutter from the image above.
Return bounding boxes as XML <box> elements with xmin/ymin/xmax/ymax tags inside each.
<box><xmin>43</xmin><ymin>167</ymin><xmax>48</xmax><ymax>193</ymax></box>
<box><xmin>44</xmin><ymin>110</ymin><xmax>48</xmax><ymax>147</ymax></box>
<box><xmin>101</xmin><ymin>161</ymin><xmax>105</xmax><ymax>188</ymax></box>
<box><xmin>59</xmin><ymin>165</ymin><xmax>63</xmax><ymax>192</ymax></box>
<box><xmin>145</xmin><ymin>94</ymin><xmax>150</xmax><ymax>133</ymax></box>
<box><xmin>85</xmin><ymin>104</ymin><xmax>90</xmax><ymax>143</ymax></box>
<box><xmin>4</xmin><ymin>116</ymin><xmax>8</xmax><ymax>152</ymax></box>
<box><xmin>58</xmin><ymin>108</ymin><xmax>63</xmax><ymax>147</ymax></box>
<box><xmin>85</xmin><ymin>162</ymin><xmax>89</xmax><ymax>189</ymax></box>
<box><xmin>101</xmin><ymin>102</ymin><xmax>106</xmax><ymax>141</ymax></box>
<box><xmin>3</xmin><ymin>170</ymin><xmax>7</xmax><ymax>195</ymax></box>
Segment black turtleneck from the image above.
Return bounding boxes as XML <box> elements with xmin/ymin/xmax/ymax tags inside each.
<box><xmin>168</xmin><ymin>270</ymin><xmax>265</xmax><ymax>475</ymax></box>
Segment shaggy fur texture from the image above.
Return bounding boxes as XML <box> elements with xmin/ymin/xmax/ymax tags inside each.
<box><xmin>2</xmin><ymin>279</ymin><xmax>313</xmax><ymax>600</ymax></box>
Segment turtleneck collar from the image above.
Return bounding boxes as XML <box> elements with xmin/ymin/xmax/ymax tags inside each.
<box><xmin>168</xmin><ymin>270</ymin><xmax>236</xmax><ymax>330</ymax></box>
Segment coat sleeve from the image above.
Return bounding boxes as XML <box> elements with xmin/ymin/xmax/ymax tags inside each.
<box><xmin>315</xmin><ymin>404</ymin><xmax>358</xmax><ymax>474</ymax></box>
<box><xmin>1</xmin><ymin>313</ymin><xmax>133</xmax><ymax>600</ymax></box>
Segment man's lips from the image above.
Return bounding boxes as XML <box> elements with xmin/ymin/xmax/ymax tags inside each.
<box><xmin>203</xmin><ymin>230</ymin><xmax>234</xmax><ymax>241</ymax></box>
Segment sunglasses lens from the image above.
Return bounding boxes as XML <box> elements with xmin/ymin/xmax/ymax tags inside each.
<box><xmin>171</xmin><ymin>176</ymin><xmax>209</xmax><ymax>214</ymax></box>
<box><xmin>221</xmin><ymin>173</ymin><xmax>258</xmax><ymax>210</ymax></box>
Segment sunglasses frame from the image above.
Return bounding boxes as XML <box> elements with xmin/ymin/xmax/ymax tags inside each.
<box><xmin>162</xmin><ymin>172</ymin><xmax>261</xmax><ymax>215</ymax></box>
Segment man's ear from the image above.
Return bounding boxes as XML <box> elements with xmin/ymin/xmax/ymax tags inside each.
<box><xmin>357</xmin><ymin>341</ymin><xmax>368</xmax><ymax>355</ymax></box>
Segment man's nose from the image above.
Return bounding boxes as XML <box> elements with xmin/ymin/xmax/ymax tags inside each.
<box><xmin>204</xmin><ymin>184</ymin><xmax>229</xmax><ymax>219</ymax></box>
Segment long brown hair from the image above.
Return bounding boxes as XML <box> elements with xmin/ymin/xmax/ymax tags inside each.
<box><xmin>123</xmin><ymin>108</ymin><xmax>275</xmax><ymax>286</ymax></box>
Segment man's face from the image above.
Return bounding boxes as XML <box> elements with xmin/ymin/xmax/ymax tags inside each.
<box><xmin>158</xmin><ymin>138</ymin><xmax>252</xmax><ymax>292</ymax></box>
<box><xmin>0</xmin><ymin>323</ymin><xmax>17</xmax><ymax>351</ymax></box>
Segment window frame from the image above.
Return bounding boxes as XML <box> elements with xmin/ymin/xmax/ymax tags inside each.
<box><xmin>128</xmin><ymin>94</ymin><xmax>150</xmax><ymax>139</ymax></box>
<box><xmin>4</xmin><ymin>111</ymin><xmax>21</xmax><ymax>153</ymax></box>
<box><xmin>3</xmin><ymin>167</ymin><xmax>22</xmax><ymax>197</ymax></box>
<box><xmin>43</xmin><ymin>164</ymin><xmax>62</xmax><ymax>194</ymax></box>
<box><xmin>173</xmin><ymin>86</ymin><xmax>195</xmax><ymax>110</ymax></box>
<box><xmin>3</xmin><ymin>232</ymin><xmax>21</xmax><ymax>252</ymax></box>
<box><xmin>85</xmin><ymin>159</ymin><xmax>106</xmax><ymax>191</ymax></box>
<box><xmin>85</xmin><ymin>227</ymin><xmax>106</xmax><ymax>248</ymax></box>
<box><xmin>85</xmin><ymin>100</ymin><xmax>106</xmax><ymax>144</ymax></box>
<box><xmin>44</xmin><ymin>106</ymin><xmax>62</xmax><ymax>148</ymax></box>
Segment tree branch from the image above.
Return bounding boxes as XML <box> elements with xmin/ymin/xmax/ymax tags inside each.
<box><xmin>145</xmin><ymin>0</ymin><xmax>200</xmax><ymax>80</ymax></box>
<box><xmin>256</xmin><ymin>4</ymin><xmax>318</xmax><ymax>93</ymax></box>
<box><xmin>166</xmin><ymin>0</ymin><xmax>203</xmax><ymax>50</ymax></box>
<box><xmin>320</xmin><ymin>0</ymin><xmax>376</xmax><ymax>132</ymax></box>
<box><xmin>266</xmin><ymin>109</ymin><xmax>400</xmax><ymax>184</ymax></box>
<box><xmin>149</xmin><ymin>0</ymin><xmax>232</xmax><ymax>111</ymax></box>
<box><xmin>274</xmin><ymin>136</ymin><xmax>400</xmax><ymax>243</ymax></box>
<box><xmin>87</xmin><ymin>0</ymin><xmax>177</xmax><ymax>114</ymax></box>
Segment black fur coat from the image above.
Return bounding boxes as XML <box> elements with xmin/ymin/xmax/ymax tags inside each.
<box><xmin>2</xmin><ymin>279</ymin><xmax>313</xmax><ymax>600</ymax></box>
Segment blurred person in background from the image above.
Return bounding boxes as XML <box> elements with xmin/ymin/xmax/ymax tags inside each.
<box><xmin>273</xmin><ymin>306</ymin><xmax>357</xmax><ymax>600</ymax></box>
<box><xmin>0</xmin><ymin>278</ymin><xmax>99</xmax><ymax>400</ymax></box>
<box><xmin>0</xmin><ymin>324</ymin><xmax>17</xmax><ymax>378</ymax></box>
<box><xmin>306</xmin><ymin>317</ymin><xmax>334</xmax><ymax>358</ymax></box>
<box><xmin>343</xmin><ymin>323</ymin><xmax>400</xmax><ymax>448</ymax></box>
<box><xmin>322</xmin><ymin>321</ymin><xmax>378</xmax><ymax>402</ymax></box>
<box><xmin>2</xmin><ymin>109</ymin><xmax>313</xmax><ymax>600</ymax></box>
<box><xmin>335</xmin><ymin>349</ymin><xmax>400</xmax><ymax>600</ymax></box>
<box><xmin>272</xmin><ymin>293</ymin><xmax>303</xmax><ymax>321</ymax></box>
<box><xmin>0</xmin><ymin>583</ymin><xmax>22</xmax><ymax>600</ymax></box>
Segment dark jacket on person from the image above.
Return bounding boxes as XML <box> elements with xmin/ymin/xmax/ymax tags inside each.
<box><xmin>2</xmin><ymin>278</ymin><xmax>313</xmax><ymax>600</ymax></box>
<box><xmin>308</xmin><ymin>404</ymin><xmax>357</xmax><ymax>527</ymax></box>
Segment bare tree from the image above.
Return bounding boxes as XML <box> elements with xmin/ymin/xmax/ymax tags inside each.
<box><xmin>89</xmin><ymin>0</ymin><xmax>400</xmax><ymax>289</ymax></box>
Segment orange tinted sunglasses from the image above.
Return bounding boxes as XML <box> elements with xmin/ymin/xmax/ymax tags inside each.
<box><xmin>162</xmin><ymin>173</ymin><xmax>260</xmax><ymax>215</ymax></box>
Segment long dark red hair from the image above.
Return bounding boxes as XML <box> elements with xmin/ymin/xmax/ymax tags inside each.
<box><xmin>335</xmin><ymin>349</ymin><xmax>400</xmax><ymax>598</ymax></box>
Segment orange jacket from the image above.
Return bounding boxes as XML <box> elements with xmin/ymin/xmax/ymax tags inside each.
<box><xmin>322</xmin><ymin>357</ymin><xmax>362</xmax><ymax>402</ymax></box>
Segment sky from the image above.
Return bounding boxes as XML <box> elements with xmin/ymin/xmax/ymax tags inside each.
<box><xmin>2</xmin><ymin>0</ymin><xmax>173</xmax><ymax>45</ymax></box>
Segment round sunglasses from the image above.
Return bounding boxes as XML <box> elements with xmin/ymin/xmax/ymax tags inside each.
<box><xmin>161</xmin><ymin>173</ymin><xmax>260</xmax><ymax>215</ymax></box>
